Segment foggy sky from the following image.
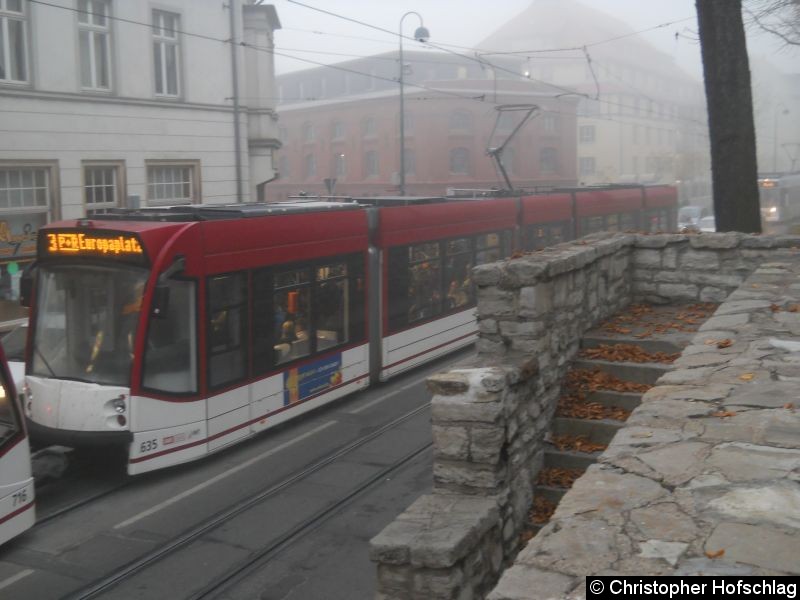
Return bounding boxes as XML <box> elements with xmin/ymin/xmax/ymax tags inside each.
<box><xmin>270</xmin><ymin>0</ymin><xmax>800</xmax><ymax>80</ymax></box>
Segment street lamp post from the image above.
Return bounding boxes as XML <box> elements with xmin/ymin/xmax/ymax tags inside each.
<box><xmin>398</xmin><ymin>12</ymin><xmax>429</xmax><ymax>196</ymax></box>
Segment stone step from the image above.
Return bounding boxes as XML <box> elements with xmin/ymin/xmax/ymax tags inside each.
<box><xmin>581</xmin><ymin>334</ymin><xmax>686</xmax><ymax>356</ymax></box>
<box><xmin>550</xmin><ymin>416</ymin><xmax>623</xmax><ymax>445</ymax></box>
<box><xmin>570</xmin><ymin>358</ymin><xmax>670</xmax><ymax>386</ymax></box>
<box><xmin>534</xmin><ymin>485</ymin><xmax>567</xmax><ymax>505</ymax></box>
<box><xmin>543</xmin><ymin>449</ymin><xmax>599</xmax><ymax>471</ymax></box>
<box><xmin>585</xmin><ymin>389</ymin><xmax>642</xmax><ymax>412</ymax></box>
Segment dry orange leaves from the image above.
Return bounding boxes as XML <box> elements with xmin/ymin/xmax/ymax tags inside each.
<box><xmin>739</xmin><ymin>373</ymin><xmax>756</xmax><ymax>381</ymax></box>
<box><xmin>549</xmin><ymin>434</ymin><xmax>608</xmax><ymax>453</ymax></box>
<box><xmin>712</xmin><ymin>410</ymin><xmax>737</xmax><ymax>418</ymax></box>
<box><xmin>537</xmin><ymin>467</ymin><xmax>584</xmax><ymax>489</ymax></box>
<box><xmin>599</xmin><ymin>303</ymin><xmax>718</xmax><ymax>339</ymax></box>
<box><xmin>566</xmin><ymin>368</ymin><xmax>651</xmax><ymax>394</ymax></box>
<box><xmin>705</xmin><ymin>548</ymin><xmax>725</xmax><ymax>559</ymax></box>
<box><xmin>529</xmin><ymin>496</ymin><xmax>557</xmax><ymax>525</ymax></box>
<box><xmin>580</xmin><ymin>343</ymin><xmax>679</xmax><ymax>364</ymax></box>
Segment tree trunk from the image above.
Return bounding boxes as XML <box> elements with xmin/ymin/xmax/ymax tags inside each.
<box><xmin>696</xmin><ymin>0</ymin><xmax>762</xmax><ymax>233</ymax></box>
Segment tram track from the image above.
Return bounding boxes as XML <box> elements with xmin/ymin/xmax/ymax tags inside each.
<box><xmin>64</xmin><ymin>402</ymin><xmax>432</xmax><ymax>600</ymax></box>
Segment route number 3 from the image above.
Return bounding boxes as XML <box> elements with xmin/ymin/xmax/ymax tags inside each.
<box><xmin>12</xmin><ymin>489</ymin><xmax>28</xmax><ymax>506</ymax></box>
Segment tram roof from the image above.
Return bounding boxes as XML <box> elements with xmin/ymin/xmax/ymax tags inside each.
<box><xmin>94</xmin><ymin>201</ymin><xmax>364</xmax><ymax>222</ymax></box>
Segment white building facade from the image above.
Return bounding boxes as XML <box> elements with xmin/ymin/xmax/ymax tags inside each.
<box><xmin>0</xmin><ymin>0</ymin><xmax>281</xmax><ymax>306</ymax></box>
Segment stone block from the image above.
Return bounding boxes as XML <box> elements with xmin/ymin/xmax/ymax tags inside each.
<box><xmin>473</xmin><ymin>263</ymin><xmax>503</xmax><ymax>286</ymax></box>
<box><xmin>428</xmin><ymin>371</ymin><xmax>471</xmax><ymax>395</ymax></box>
<box><xmin>657</xmin><ymin>283</ymin><xmax>699</xmax><ymax>300</ymax></box>
<box><xmin>680</xmin><ymin>249</ymin><xmax>719</xmax><ymax>270</ymax></box>
<box><xmin>433</xmin><ymin>460</ymin><xmax>504</xmax><ymax>492</ymax></box>
<box><xmin>477</xmin><ymin>288</ymin><xmax>516</xmax><ymax>318</ymax></box>
<box><xmin>468</xmin><ymin>425</ymin><xmax>506</xmax><ymax>463</ymax></box>
<box><xmin>635</xmin><ymin>233</ymin><xmax>686</xmax><ymax>248</ymax></box>
<box><xmin>432</xmin><ymin>395</ymin><xmax>504</xmax><ymax>424</ymax></box>
<box><xmin>634</xmin><ymin>248</ymin><xmax>661</xmax><ymax>268</ymax></box>
<box><xmin>432</xmin><ymin>424</ymin><xmax>470</xmax><ymax>460</ymax></box>
<box><xmin>518</xmin><ymin>283</ymin><xmax>553</xmax><ymax>319</ymax></box>
<box><xmin>477</xmin><ymin>319</ymin><xmax>498</xmax><ymax>336</ymax></box>
<box><xmin>487</xmin><ymin>565</ymin><xmax>575</xmax><ymax>600</ymax></box>
<box><xmin>504</xmin><ymin>259</ymin><xmax>547</xmax><ymax>286</ymax></box>
<box><xmin>498</xmin><ymin>320</ymin><xmax>546</xmax><ymax>338</ymax></box>
<box><xmin>705</xmin><ymin>522</ymin><xmax>800</xmax><ymax>574</ymax></box>
<box><xmin>688</xmin><ymin>232</ymin><xmax>743</xmax><ymax>249</ymax></box>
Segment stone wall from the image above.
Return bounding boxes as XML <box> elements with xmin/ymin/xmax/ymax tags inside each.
<box><xmin>370</xmin><ymin>232</ymin><xmax>800</xmax><ymax>600</ymax></box>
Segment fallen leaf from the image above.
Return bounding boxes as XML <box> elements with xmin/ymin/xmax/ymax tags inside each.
<box><xmin>712</xmin><ymin>410</ymin><xmax>737</xmax><ymax>418</ymax></box>
<box><xmin>716</xmin><ymin>339</ymin><xmax>733</xmax><ymax>349</ymax></box>
<box><xmin>631</xmin><ymin>431</ymin><xmax>653</xmax><ymax>438</ymax></box>
<box><xmin>705</xmin><ymin>548</ymin><xmax>725</xmax><ymax>559</ymax></box>
<box><xmin>739</xmin><ymin>373</ymin><xmax>755</xmax><ymax>381</ymax></box>
<box><xmin>784</xmin><ymin>403</ymin><xmax>795</xmax><ymax>412</ymax></box>
<box><xmin>771</xmin><ymin>304</ymin><xmax>782</xmax><ymax>312</ymax></box>
<box><xmin>752</xmin><ymin>284</ymin><xmax>761</xmax><ymax>288</ymax></box>
<box><xmin>789</xmin><ymin>305</ymin><xmax>800</xmax><ymax>313</ymax></box>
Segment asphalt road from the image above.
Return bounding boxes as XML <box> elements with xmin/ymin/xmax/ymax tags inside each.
<box><xmin>0</xmin><ymin>349</ymin><xmax>471</xmax><ymax>600</ymax></box>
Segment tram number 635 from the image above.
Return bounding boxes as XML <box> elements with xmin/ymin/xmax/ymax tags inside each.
<box><xmin>12</xmin><ymin>489</ymin><xmax>28</xmax><ymax>507</ymax></box>
<box><xmin>140</xmin><ymin>439</ymin><xmax>158</xmax><ymax>453</ymax></box>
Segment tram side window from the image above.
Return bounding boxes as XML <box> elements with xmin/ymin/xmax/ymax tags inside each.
<box><xmin>408</xmin><ymin>242</ymin><xmax>442</xmax><ymax>324</ymax></box>
<box><xmin>476</xmin><ymin>231</ymin><xmax>510</xmax><ymax>265</ymax></box>
<box><xmin>316</xmin><ymin>262</ymin><xmax>349</xmax><ymax>351</ymax></box>
<box><xmin>0</xmin><ymin>374</ymin><xmax>20</xmax><ymax>446</ymax></box>
<box><xmin>142</xmin><ymin>278</ymin><xmax>197</xmax><ymax>394</ymax></box>
<box><xmin>273</xmin><ymin>267</ymin><xmax>312</xmax><ymax>364</ymax></box>
<box><xmin>444</xmin><ymin>238</ymin><xmax>473</xmax><ymax>309</ymax></box>
<box><xmin>207</xmin><ymin>273</ymin><xmax>248</xmax><ymax>389</ymax></box>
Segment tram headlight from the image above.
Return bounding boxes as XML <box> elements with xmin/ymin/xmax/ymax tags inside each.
<box><xmin>111</xmin><ymin>396</ymin><xmax>126</xmax><ymax>414</ymax></box>
<box><xmin>770</xmin><ymin>207</ymin><xmax>778</xmax><ymax>214</ymax></box>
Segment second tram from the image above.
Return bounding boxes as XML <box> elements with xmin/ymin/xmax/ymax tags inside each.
<box><xmin>0</xmin><ymin>341</ymin><xmax>35</xmax><ymax>545</ymax></box>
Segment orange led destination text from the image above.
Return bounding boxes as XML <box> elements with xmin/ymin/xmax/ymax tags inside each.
<box><xmin>47</xmin><ymin>233</ymin><xmax>143</xmax><ymax>256</ymax></box>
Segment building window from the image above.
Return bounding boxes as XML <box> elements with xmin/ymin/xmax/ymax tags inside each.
<box><xmin>449</xmin><ymin>147</ymin><xmax>470</xmax><ymax>174</ymax></box>
<box><xmin>578</xmin><ymin>125</ymin><xmax>595</xmax><ymax>143</ymax></box>
<box><xmin>84</xmin><ymin>162</ymin><xmax>122</xmax><ymax>215</ymax></box>
<box><xmin>146</xmin><ymin>162</ymin><xmax>197</xmax><ymax>205</ymax></box>
<box><xmin>362</xmin><ymin>117</ymin><xmax>376</xmax><ymax>137</ymax></box>
<box><xmin>278</xmin><ymin>155</ymin><xmax>289</xmax><ymax>178</ymax></box>
<box><xmin>403</xmin><ymin>149</ymin><xmax>415</xmax><ymax>175</ymax></box>
<box><xmin>335</xmin><ymin>153</ymin><xmax>346</xmax><ymax>177</ymax></box>
<box><xmin>304</xmin><ymin>154</ymin><xmax>316</xmax><ymax>178</ymax></box>
<box><xmin>542</xmin><ymin>114</ymin><xmax>558</xmax><ymax>133</ymax></box>
<box><xmin>302</xmin><ymin>122</ymin><xmax>314</xmax><ymax>142</ymax></box>
<box><xmin>152</xmin><ymin>10</ymin><xmax>180</xmax><ymax>97</ymax></box>
<box><xmin>400</xmin><ymin>111</ymin><xmax>414</xmax><ymax>136</ymax></box>
<box><xmin>332</xmin><ymin>120</ymin><xmax>344</xmax><ymax>139</ymax></box>
<box><xmin>539</xmin><ymin>147</ymin><xmax>558</xmax><ymax>173</ymax></box>
<box><xmin>0</xmin><ymin>0</ymin><xmax>28</xmax><ymax>83</ymax></box>
<box><xmin>364</xmin><ymin>150</ymin><xmax>378</xmax><ymax>177</ymax></box>
<box><xmin>578</xmin><ymin>157</ymin><xmax>595</xmax><ymax>176</ymax></box>
<box><xmin>0</xmin><ymin>164</ymin><xmax>54</xmax><ymax>282</ymax></box>
<box><xmin>78</xmin><ymin>0</ymin><xmax>111</xmax><ymax>90</ymax></box>
<box><xmin>449</xmin><ymin>110</ymin><xmax>472</xmax><ymax>132</ymax></box>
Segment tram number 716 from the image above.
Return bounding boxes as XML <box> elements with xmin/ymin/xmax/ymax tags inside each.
<box><xmin>12</xmin><ymin>489</ymin><xmax>28</xmax><ymax>507</ymax></box>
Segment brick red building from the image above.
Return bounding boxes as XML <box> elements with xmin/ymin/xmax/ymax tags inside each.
<box><xmin>268</xmin><ymin>51</ymin><xmax>578</xmax><ymax>200</ymax></box>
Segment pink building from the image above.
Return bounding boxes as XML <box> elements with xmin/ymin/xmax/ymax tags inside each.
<box><xmin>268</xmin><ymin>51</ymin><xmax>578</xmax><ymax>200</ymax></box>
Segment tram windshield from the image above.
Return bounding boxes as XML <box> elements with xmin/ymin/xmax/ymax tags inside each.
<box><xmin>0</xmin><ymin>366</ymin><xmax>19</xmax><ymax>445</ymax></box>
<box><xmin>30</xmin><ymin>264</ymin><xmax>149</xmax><ymax>386</ymax></box>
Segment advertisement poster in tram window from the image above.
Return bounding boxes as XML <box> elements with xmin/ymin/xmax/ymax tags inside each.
<box><xmin>283</xmin><ymin>354</ymin><xmax>343</xmax><ymax>406</ymax></box>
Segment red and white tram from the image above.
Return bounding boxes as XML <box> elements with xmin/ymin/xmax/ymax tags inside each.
<box><xmin>0</xmin><ymin>342</ymin><xmax>35</xmax><ymax>545</ymax></box>
<box><xmin>21</xmin><ymin>186</ymin><xmax>676</xmax><ymax>475</ymax></box>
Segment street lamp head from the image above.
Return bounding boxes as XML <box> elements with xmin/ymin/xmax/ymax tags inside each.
<box><xmin>413</xmin><ymin>26</ymin><xmax>430</xmax><ymax>42</ymax></box>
